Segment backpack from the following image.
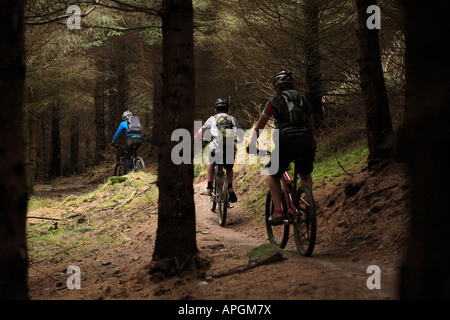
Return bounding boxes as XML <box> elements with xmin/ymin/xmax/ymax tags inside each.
<box><xmin>214</xmin><ymin>114</ymin><xmax>235</xmax><ymax>145</ymax></box>
<box><xmin>127</xmin><ymin>115</ymin><xmax>142</xmax><ymax>135</ymax></box>
<box><xmin>272</xmin><ymin>90</ymin><xmax>314</xmax><ymax>145</ymax></box>
<box><xmin>280</xmin><ymin>90</ymin><xmax>309</xmax><ymax>128</ymax></box>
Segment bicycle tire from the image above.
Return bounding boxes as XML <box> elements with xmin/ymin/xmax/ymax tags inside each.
<box><xmin>293</xmin><ymin>185</ymin><xmax>317</xmax><ymax>257</ymax></box>
<box><xmin>217</xmin><ymin>175</ymin><xmax>228</xmax><ymax>227</ymax></box>
<box><xmin>114</xmin><ymin>162</ymin><xmax>124</xmax><ymax>176</ymax></box>
<box><xmin>265</xmin><ymin>190</ymin><xmax>289</xmax><ymax>248</ymax></box>
<box><xmin>210</xmin><ymin>173</ymin><xmax>217</xmax><ymax>212</ymax></box>
<box><xmin>134</xmin><ymin>157</ymin><xmax>145</xmax><ymax>172</ymax></box>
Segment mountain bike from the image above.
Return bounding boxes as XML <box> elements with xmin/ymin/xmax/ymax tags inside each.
<box><xmin>111</xmin><ymin>143</ymin><xmax>145</xmax><ymax>176</ymax></box>
<box><xmin>250</xmin><ymin>149</ymin><xmax>317</xmax><ymax>256</ymax></box>
<box><xmin>210</xmin><ymin>163</ymin><xmax>229</xmax><ymax>227</ymax></box>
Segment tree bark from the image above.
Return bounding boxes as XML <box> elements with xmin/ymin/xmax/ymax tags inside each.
<box><xmin>303</xmin><ymin>0</ymin><xmax>323</xmax><ymax>126</ymax></box>
<box><xmin>94</xmin><ymin>66</ymin><xmax>106</xmax><ymax>164</ymax></box>
<box><xmin>0</xmin><ymin>0</ymin><xmax>28</xmax><ymax>299</ymax></box>
<box><xmin>355</xmin><ymin>0</ymin><xmax>393</xmax><ymax>168</ymax></box>
<box><xmin>399</xmin><ymin>1</ymin><xmax>450</xmax><ymax>299</ymax></box>
<box><xmin>151</xmin><ymin>69</ymin><xmax>162</xmax><ymax>149</ymax></box>
<box><xmin>152</xmin><ymin>0</ymin><xmax>197</xmax><ymax>265</ymax></box>
<box><xmin>24</xmin><ymin>103</ymin><xmax>37</xmax><ymax>194</ymax></box>
<box><xmin>115</xmin><ymin>41</ymin><xmax>127</xmax><ymax>160</ymax></box>
<box><xmin>50</xmin><ymin>101</ymin><xmax>61</xmax><ymax>177</ymax></box>
<box><xmin>70</xmin><ymin>116</ymin><xmax>79</xmax><ymax>173</ymax></box>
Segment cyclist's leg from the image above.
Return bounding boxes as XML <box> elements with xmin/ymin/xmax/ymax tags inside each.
<box><xmin>267</xmin><ymin>147</ymin><xmax>291</xmax><ymax>224</ymax></box>
<box><xmin>202</xmin><ymin>149</ymin><xmax>215</xmax><ymax>196</ymax></box>
<box><xmin>297</xmin><ymin>147</ymin><xmax>316</xmax><ymax>192</ymax></box>
<box><xmin>300</xmin><ymin>174</ymin><xmax>313</xmax><ymax>191</ymax></box>
<box><xmin>224</xmin><ymin>146</ymin><xmax>237</xmax><ymax>202</ymax></box>
<box><xmin>225</xmin><ymin>166</ymin><xmax>237</xmax><ymax>203</ymax></box>
<box><xmin>268</xmin><ymin>175</ymin><xmax>283</xmax><ymax>211</ymax></box>
<box><xmin>124</xmin><ymin>158</ymin><xmax>130</xmax><ymax>174</ymax></box>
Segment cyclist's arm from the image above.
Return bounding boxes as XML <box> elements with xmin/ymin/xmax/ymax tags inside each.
<box><xmin>112</xmin><ymin>122</ymin><xmax>127</xmax><ymax>142</ymax></box>
<box><xmin>194</xmin><ymin>117</ymin><xmax>214</xmax><ymax>141</ymax></box>
<box><xmin>231</xmin><ymin>116</ymin><xmax>244</xmax><ymax>144</ymax></box>
<box><xmin>250</xmin><ymin>101</ymin><xmax>272</xmax><ymax>146</ymax></box>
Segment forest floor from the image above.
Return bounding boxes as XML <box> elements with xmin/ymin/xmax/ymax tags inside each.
<box><xmin>27</xmin><ymin>154</ymin><xmax>410</xmax><ymax>302</ymax></box>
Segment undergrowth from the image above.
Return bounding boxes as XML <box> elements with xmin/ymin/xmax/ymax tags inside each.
<box><xmin>27</xmin><ymin>172</ymin><xmax>158</xmax><ymax>265</ymax></box>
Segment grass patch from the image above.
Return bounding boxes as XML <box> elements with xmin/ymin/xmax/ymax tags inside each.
<box><xmin>27</xmin><ymin>171</ymin><xmax>159</xmax><ymax>264</ymax></box>
<box><xmin>312</xmin><ymin>144</ymin><xmax>368</xmax><ymax>186</ymax></box>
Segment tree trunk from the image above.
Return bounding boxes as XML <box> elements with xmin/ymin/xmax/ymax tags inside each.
<box><xmin>115</xmin><ymin>43</ymin><xmax>127</xmax><ymax>160</ymax></box>
<box><xmin>303</xmin><ymin>0</ymin><xmax>323</xmax><ymax>126</ymax></box>
<box><xmin>355</xmin><ymin>0</ymin><xmax>393</xmax><ymax>168</ymax></box>
<box><xmin>70</xmin><ymin>116</ymin><xmax>79</xmax><ymax>173</ymax></box>
<box><xmin>94</xmin><ymin>68</ymin><xmax>106</xmax><ymax>164</ymax></box>
<box><xmin>151</xmin><ymin>69</ymin><xmax>162</xmax><ymax>150</ymax></box>
<box><xmin>24</xmin><ymin>104</ymin><xmax>37</xmax><ymax>194</ymax></box>
<box><xmin>50</xmin><ymin>101</ymin><xmax>61</xmax><ymax>177</ymax></box>
<box><xmin>152</xmin><ymin>0</ymin><xmax>198</xmax><ymax>266</ymax></box>
<box><xmin>399</xmin><ymin>1</ymin><xmax>450</xmax><ymax>299</ymax></box>
<box><xmin>0</xmin><ymin>0</ymin><xmax>28</xmax><ymax>299</ymax></box>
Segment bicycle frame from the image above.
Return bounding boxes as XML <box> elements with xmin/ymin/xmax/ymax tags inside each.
<box><xmin>280</xmin><ymin>163</ymin><xmax>311</xmax><ymax>223</ymax></box>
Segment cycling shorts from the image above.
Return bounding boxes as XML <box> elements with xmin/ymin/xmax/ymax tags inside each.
<box><xmin>267</xmin><ymin>142</ymin><xmax>316</xmax><ymax>177</ymax></box>
<box><xmin>209</xmin><ymin>146</ymin><xmax>235</xmax><ymax>171</ymax></box>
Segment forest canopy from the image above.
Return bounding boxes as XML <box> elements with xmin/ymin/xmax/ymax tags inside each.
<box><xmin>22</xmin><ymin>0</ymin><xmax>405</xmax><ymax>185</ymax></box>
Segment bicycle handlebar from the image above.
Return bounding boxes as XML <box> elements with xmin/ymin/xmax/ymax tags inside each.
<box><xmin>246</xmin><ymin>146</ymin><xmax>271</xmax><ymax>156</ymax></box>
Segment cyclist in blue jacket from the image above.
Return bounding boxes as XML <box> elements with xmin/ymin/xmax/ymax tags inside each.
<box><xmin>111</xmin><ymin>110</ymin><xmax>142</xmax><ymax>174</ymax></box>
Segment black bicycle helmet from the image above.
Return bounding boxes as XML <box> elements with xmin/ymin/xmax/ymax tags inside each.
<box><xmin>273</xmin><ymin>71</ymin><xmax>294</xmax><ymax>89</ymax></box>
<box><xmin>214</xmin><ymin>98</ymin><xmax>229</xmax><ymax>111</ymax></box>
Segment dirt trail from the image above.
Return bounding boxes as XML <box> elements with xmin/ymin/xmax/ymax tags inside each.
<box><xmin>187</xmin><ymin>183</ymin><xmax>399</xmax><ymax>300</ymax></box>
<box><xmin>29</xmin><ymin>164</ymin><xmax>406</xmax><ymax>300</ymax></box>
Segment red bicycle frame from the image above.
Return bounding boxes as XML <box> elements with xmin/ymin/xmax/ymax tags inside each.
<box><xmin>280</xmin><ymin>168</ymin><xmax>310</xmax><ymax>223</ymax></box>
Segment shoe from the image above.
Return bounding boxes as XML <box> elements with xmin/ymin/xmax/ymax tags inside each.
<box><xmin>201</xmin><ymin>188</ymin><xmax>213</xmax><ymax>196</ymax></box>
<box><xmin>228</xmin><ymin>188</ymin><xmax>237</xmax><ymax>203</ymax></box>
<box><xmin>269</xmin><ymin>213</ymin><xmax>285</xmax><ymax>226</ymax></box>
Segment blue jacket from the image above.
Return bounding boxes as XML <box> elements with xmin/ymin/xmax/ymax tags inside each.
<box><xmin>113</xmin><ymin>121</ymin><xmax>141</xmax><ymax>142</ymax></box>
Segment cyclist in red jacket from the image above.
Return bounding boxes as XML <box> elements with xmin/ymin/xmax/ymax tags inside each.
<box><xmin>249</xmin><ymin>71</ymin><xmax>316</xmax><ymax>225</ymax></box>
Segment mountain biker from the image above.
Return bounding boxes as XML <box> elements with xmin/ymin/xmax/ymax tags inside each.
<box><xmin>111</xmin><ymin>110</ymin><xmax>143</xmax><ymax>174</ymax></box>
<box><xmin>195</xmin><ymin>98</ymin><xmax>243</xmax><ymax>203</ymax></box>
<box><xmin>249</xmin><ymin>71</ymin><xmax>316</xmax><ymax>225</ymax></box>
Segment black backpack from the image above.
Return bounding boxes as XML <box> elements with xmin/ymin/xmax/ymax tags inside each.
<box><xmin>270</xmin><ymin>90</ymin><xmax>314</xmax><ymax>145</ymax></box>
<box><xmin>280</xmin><ymin>90</ymin><xmax>309</xmax><ymax>128</ymax></box>
<box><xmin>127</xmin><ymin>115</ymin><xmax>142</xmax><ymax>135</ymax></box>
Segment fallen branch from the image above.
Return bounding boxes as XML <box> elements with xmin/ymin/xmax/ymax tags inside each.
<box><xmin>112</xmin><ymin>190</ymin><xmax>137</xmax><ymax>212</ymax></box>
<box><xmin>336</xmin><ymin>158</ymin><xmax>353</xmax><ymax>176</ymax></box>
<box><xmin>27</xmin><ymin>216</ymin><xmax>60</xmax><ymax>221</ymax></box>
<box><xmin>208</xmin><ymin>252</ymin><xmax>286</xmax><ymax>279</ymax></box>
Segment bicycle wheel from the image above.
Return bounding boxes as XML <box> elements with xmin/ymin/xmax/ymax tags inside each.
<box><xmin>217</xmin><ymin>175</ymin><xmax>228</xmax><ymax>227</ymax></box>
<box><xmin>293</xmin><ymin>185</ymin><xmax>317</xmax><ymax>257</ymax></box>
<box><xmin>134</xmin><ymin>157</ymin><xmax>145</xmax><ymax>172</ymax></box>
<box><xmin>114</xmin><ymin>161</ymin><xmax>124</xmax><ymax>176</ymax></box>
<box><xmin>210</xmin><ymin>175</ymin><xmax>217</xmax><ymax>212</ymax></box>
<box><xmin>265</xmin><ymin>190</ymin><xmax>289</xmax><ymax>248</ymax></box>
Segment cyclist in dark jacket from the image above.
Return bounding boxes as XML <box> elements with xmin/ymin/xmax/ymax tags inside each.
<box><xmin>249</xmin><ymin>71</ymin><xmax>316</xmax><ymax>225</ymax></box>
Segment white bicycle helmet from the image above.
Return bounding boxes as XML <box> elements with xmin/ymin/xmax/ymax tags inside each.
<box><xmin>122</xmin><ymin>110</ymin><xmax>132</xmax><ymax>121</ymax></box>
